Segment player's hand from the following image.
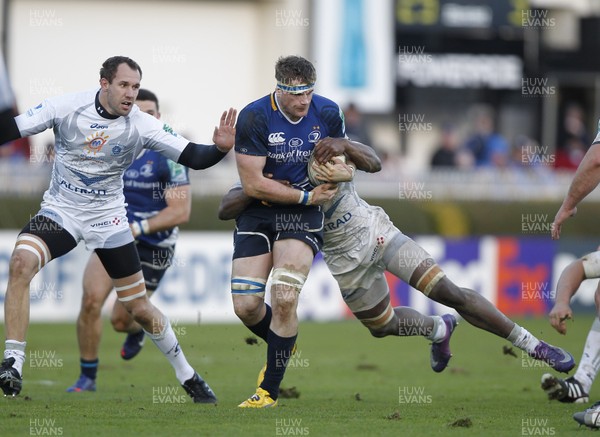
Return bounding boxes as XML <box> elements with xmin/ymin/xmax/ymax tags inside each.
<box><xmin>551</xmin><ymin>205</ymin><xmax>577</xmax><ymax>240</ymax></box>
<box><xmin>548</xmin><ymin>302</ymin><xmax>573</xmax><ymax>335</ymax></box>
<box><xmin>309</xmin><ymin>183</ymin><xmax>338</xmax><ymax>205</ymax></box>
<box><xmin>213</xmin><ymin>108</ymin><xmax>237</xmax><ymax>152</ymax></box>
<box><xmin>313</xmin><ymin>137</ymin><xmax>347</xmax><ymax>164</ymax></box>
<box><xmin>312</xmin><ymin>157</ymin><xmax>355</xmax><ymax>183</ymax></box>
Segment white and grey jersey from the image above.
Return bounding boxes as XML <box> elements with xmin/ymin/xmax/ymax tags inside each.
<box><xmin>322</xmin><ymin>182</ymin><xmax>389</xmax><ymax>255</ymax></box>
<box><xmin>321</xmin><ymin>181</ymin><xmax>398</xmax><ymax>275</ymax></box>
<box><xmin>15</xmin><ymin>88</ymin><xmax>189</xmax><ymax>208</ymax></box>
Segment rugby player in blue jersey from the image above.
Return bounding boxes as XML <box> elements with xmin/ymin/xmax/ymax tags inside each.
<box><xmin>0</xmin><ymin>56</ymin><xmax>235</xmax><ymax>401</ymax></box>
<box><xmin>231</xmin><ymin>55</ymin><xmax>340</xmax><ymax>407</ymax></box>
<box><xmin>66</xmin><ymin>89</ymin><xmax>193</xmax><ymax>393</ymax></box>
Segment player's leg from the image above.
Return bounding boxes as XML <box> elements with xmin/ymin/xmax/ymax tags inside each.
<box><xmin>343</xmin><ymin>273</ymin><xmax>456</xmax><ymax>372</ymax></box>
<box><xmin>249</xmin><ymin>238</ymin><xmax>312</xmax><ymax>407</ymax></box>
<box><xmin>1</xmin><ymin>214</ymin><xmax>77</xmax><ymax>396</ymax></box>
<box><xmin>67</xmin><ymin>252</ymin><xmax>113</xmax><ymax>392</ymax></box>
<box><xmin>112</xmin><ymin>243</ymin><xmax>173</xmax><ymax>360</ymax></box>
<box><xmin>230</xmin><ymin>218</ymin><xmax>273</xmax><ymax>342</ymax></box>
<box><xmin>231</xmin><ymin>254</ymin><xmax>272</xmax><ymax>339</ymax></box>
<box><xmin>385</xmin><ymin>237</ymin><xmax>574</xmax><ymax>373</ymax></box>
<box><xmin>95</xmin><ymin>243</ymin><xmax>216</xmax><ymax>403</ymax></box>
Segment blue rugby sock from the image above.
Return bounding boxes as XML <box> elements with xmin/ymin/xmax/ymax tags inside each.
<box><xmin>246</xmin><ymin>304</ymin><xmax>272</xmax><ymax>342</ymax></box>
<box><xmin>80</xmin><ymin>358</ymin><xmax>98</xmax><ymax>380</ymax></box>
<box><xmin>260</xmin><ymin>329</ymin><xmax>297</xmax><ymax>400</ymax></box>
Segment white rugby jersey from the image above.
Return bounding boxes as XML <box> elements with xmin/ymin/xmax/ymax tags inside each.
<box><xmin>16</xmin><ymin>89</ymin><xmax>189</xmax><ymax>207</ymax></box>
<box><xmin>322</xmin><ymin>181</ymin><xmax>387</xmax><ymax>255</ymax></box>
<box><xmin>321</xmin><ymin>181</ymin><xmax>398</xmax><ymax>280</ymax></box>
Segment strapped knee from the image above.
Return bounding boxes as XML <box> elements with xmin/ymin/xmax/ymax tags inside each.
<box><xmin>358</xmin><ymin>303</ymin><xmax>395</xmax><ymax>331</ymax></box>
<box><xmin>271</xmin><ymin>268</ymin><xmax>306</xmax><ymax>294</ymax></box>
<box><xmin>415</xmin><ymin>263</ymin><xmax>446</xmax><ymax>296</ymax></box>
<box><xmin>231</xmin><ymin>276</ymin><xmax>267</xmax><ymax>297</ymax></box>
<box><xmin>116</xmin><ymin>278</ymin><xmax>146</xmax><ymax>302</ymax></box>
<box><xmin>14</xmin><ymin>234</ymin><xmax>50</xmax><ymax>272</ymax></box>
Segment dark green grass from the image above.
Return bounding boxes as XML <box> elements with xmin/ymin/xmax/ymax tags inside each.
<box><xmin>0</xmin><ymin>316</ymin><xmax>595</xmax><ymax>436</ymax></box>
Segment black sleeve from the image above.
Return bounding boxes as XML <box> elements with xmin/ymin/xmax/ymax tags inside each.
<box><xmin>0</xmin><ymin>109</ymin><xmax>21</xmax><ymax>145</ymax></box>
<box><xmin>177</xmin><ymin>142</ymin><xmax>228</xmax><ymax>170</ymax></box>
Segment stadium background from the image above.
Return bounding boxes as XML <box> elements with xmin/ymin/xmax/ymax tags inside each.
<box><xmin>0</xmin><ymin>0</ymin><xmax>600</xmax><ymax>323</ymax></box>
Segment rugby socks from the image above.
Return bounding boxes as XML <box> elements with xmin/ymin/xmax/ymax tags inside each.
<box><xmin>145</xmin><ymin>320</ymin><xmax>194</xmax><ymax>384</ymax></box>
<box><xmin>574</xmin><ymin>317</ymin><xmax>600</xmax><ymax>393</ymax></box>
<box><xmin>80</xmin><ymin>358</ymin><xmax>99</xmax><ymax>380</ymax></box>
<box><xmin>260</xmin><ymin>329</ymin><xmax>297</xmax><ymax>400</ymax></box>
<box><xmin>507</xmin><ymin>323</ymin><xmax>540</xmax><ymax>353</ymax></box>
<box><xmin>4</xmin><ymin>340</ymin><xmax>26</xmax><ymax>375</ymax></box>
<box><xmin>426</xmin><ymin>315</ymin><xmax>447</xmax><ymax>342</ymax></box>
<box><xmin>246</xmin><ymin>304</ymin><xmax>272</xmax><ymax>342</ymax></box>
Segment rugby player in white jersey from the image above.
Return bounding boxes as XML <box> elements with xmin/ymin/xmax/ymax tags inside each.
<box><xmin>219</xmin><ymin>137</ymin><xmax>576</xmax><ymax>385</ymax></box>
<box><xmin>0</xmin><ymin>56</ymin><xmax>236</xmax><ymax>402</ymax></box>
<box><xmin>551</xmin><ymin>122</ymin><xmax>600</xmax><ymax>428</ymax></box>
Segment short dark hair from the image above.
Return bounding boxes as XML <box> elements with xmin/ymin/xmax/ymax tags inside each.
<box><xmin>275</xmin><ymin>56</ymin><xmax>316</xmax><ymax>86</ymax></box>
<box><xmin>136</xmin><ymin>89</ymin><xmax>159</xmax><ymax>111</ymax></box>
<box><xmin>100</xmin><ymin>56</ymin><xmax>142</xmax><ymax>83</ymax></box>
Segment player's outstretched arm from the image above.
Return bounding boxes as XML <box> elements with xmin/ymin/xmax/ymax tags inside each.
<box><xmin>313</xmin><ymin>137</ymin><xmax>381</xmax><ymax>173</ymax></box>
<box><xmin>0</xmin><ymin>111</ymin><xmax>21</xmax><ymax>146</ymax></box>
<box><xmin>218</xmin><ymin>186</ymin><xmax>253</xmax><ymax>221</ymax></box>
<box><xmin>177</xmin><ymin>108</ymin><xmax>237</xmax><ymax>170</ymax></box>
<box><xmin>552</xmin><ymin>143</ymin><xmax>600</xmax><ymax>239</ymax></box>
<box><xmin>549</xmin><ymin>257</ymin><xmax>587</xmax><ymax>334</ymax></box>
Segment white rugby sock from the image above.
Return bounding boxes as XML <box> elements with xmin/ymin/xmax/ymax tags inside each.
<box><xmin>574</xmin><ymin>317</ymin><xmax>600</xmax><ymax>393</ymax></box>
<box><xmin>4</xmin><ymin>340</ymin><xmax>26</xmax><ymax>376</ymax></box>
<box><xmin>427</xmin><ymin>316</ymin><xmax>447</xmax><ymax>342</ymax></box>
<box><xmin>145</xmin><ymin>320</ymin><xmax>194</xmax><ymax>384</ymax></box>
<box><xmin>507</xmin><ymin>324</ymin><xmax>540</xmax><ymax>353</ymax></box>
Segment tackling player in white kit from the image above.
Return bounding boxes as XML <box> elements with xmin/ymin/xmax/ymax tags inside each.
<box><xmin>0</xmin><ymin>56</ymin><xmax>236</xmax><ymax>402</ymax></box>
<box><xmin>219</xmin><ymin>137</ymin><xmax>576</xmax><ymax>381</ymax></box>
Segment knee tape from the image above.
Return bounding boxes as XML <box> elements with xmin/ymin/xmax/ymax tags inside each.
<box><xmin>359</xmin><ymin>303</ymin><xmax>395</xmax><ymax>329</ymax></box>
<box><xmin>116</xmin><ymin>278</ymin><xmax>147</xmax><ymax>302</ymax></box>
<box><xmin>15</xmin><ymin>234</ymin><xmax>50</xmax><ymax>272</ymax></box>
<box><xmin>231</xmin><ymin>276</ymin><xmax>267</xmax><ymax>297</ymax></box>
<box><xmin>271</xmin><ymin>268</ymin><xmax>307</xmax><ymax>293</ymax></box>
<box><xmin>415</xmin><ymin>264</ymin><xmax>445</xmax><ymax>296</ymax></box>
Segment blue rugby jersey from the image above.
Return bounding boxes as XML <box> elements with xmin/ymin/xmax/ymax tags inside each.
<box><xmin>235</xmin><ymin>93</ymin><xmax>345</xmax><ymax>191</ymax></box>
<box><xmin>123</xmin><ymin>149</ymin><xmax>190</xmax><ymax>247</ymax></box>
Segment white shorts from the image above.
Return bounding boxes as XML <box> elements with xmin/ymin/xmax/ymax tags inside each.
<box><xmin>37</xmin><ymin>198</ymin><xmax>133</xmax><ymax>250</ymax></box>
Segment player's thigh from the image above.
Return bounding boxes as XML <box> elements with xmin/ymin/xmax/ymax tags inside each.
<box><xmin>82</xmin><ymin>252</ymin><xmax>113</xmax><ymax>304</ymax></box>
<box><xmin>15</xmin><ymin>214</ymin><xmax>77</xmax><ymax>274</ymax></box>
<box><xmin>95</xmin><ymin>243</ymin><xmax>147</xmax><ymax>308</ymax></box>
<box><xmin>272</xmin><ymin>238</ymin><xmax>314</xmax><ymax>274</ymax></box>
<box><xmin>384</xmin><ymin>237</ymin><xmax>444</xmax><ymax>296</ymax></box>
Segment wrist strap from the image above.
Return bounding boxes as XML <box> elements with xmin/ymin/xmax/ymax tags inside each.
<box><xmin>298</xmin><ymin>190</ymin><xmax>310</xmax><ymax>205</ymax></box>
<box><xmin>140</xmin><ymin>219</ymin><xmax>150</xmax><ymax>235</ymax></box>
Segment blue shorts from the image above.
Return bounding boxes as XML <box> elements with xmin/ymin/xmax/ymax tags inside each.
<box><xmin>233</xmin><ymin>205</ymin><xmax>323</xmax><ymax>259</ymax></box>
<box><xmin>136</xmin><ymin>241</ymin><xmax>174</xmax><ymax>292</ymax></box>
